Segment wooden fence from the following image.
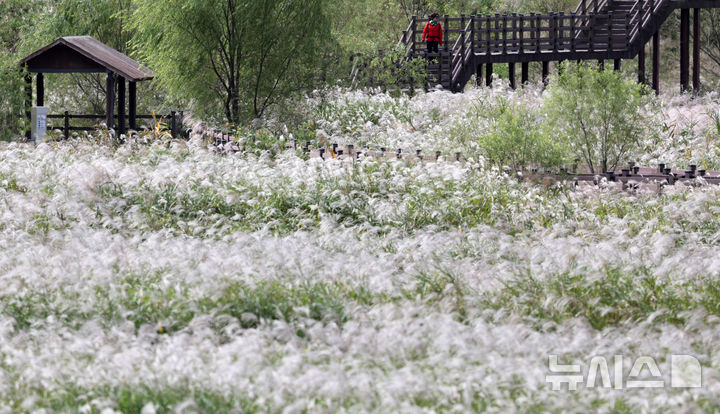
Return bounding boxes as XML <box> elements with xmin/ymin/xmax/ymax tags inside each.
<box><xmin>46</xmin><ymin>111</ymin><xmax>184</xmax><ymax>139</ymax></box>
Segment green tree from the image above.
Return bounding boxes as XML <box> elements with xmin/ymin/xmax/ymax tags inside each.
<box><xmin>0</xmin><ymin>0</ymin><xmax>46</xmax><ymax>139</ymax></box>
<box><xmin>544</xmin><ymin>62</ymin><xmax>655</xmax><ymax>174</ymax></box>
<box><xmin>132</xmin><ymin>0</ymin><xmax>331</xmax><ymax>123</ymax></box>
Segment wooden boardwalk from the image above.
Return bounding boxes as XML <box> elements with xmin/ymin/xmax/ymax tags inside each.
<box><xmin>400</xmin><ymin>0</ymin><xmax>720</xmax><ymax>92</ymax></box>
<box><xmin>208</xmin><ymin>135</ymin><xmax>720</xmax><ymax>192</ymax></box>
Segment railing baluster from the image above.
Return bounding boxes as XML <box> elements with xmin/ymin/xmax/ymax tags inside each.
<box><xmin>570</xmin><ymin>12</ymin><xmax>576</xmax><ymax>52</ymax></box>
<box><xmin>486</xmin><ymin>15</ymin><xmax>492</xmax><ymax>54</ymax></box>
<box><xmin>608</xmin><ymin>11</ymin><xmax>613</xmax><ymax>52</ymax></box>
<box><xmin>536</xmin><ymin>14</ymin><xmax>541</xmax><ymax>53</ymax></box>
<box><xmin>461</xmin><ymin>29</ymin><xmax>466</xmax><ymax>69</ymax></box>
<box><xmin>550</xmin><ymin>13</ymin><xmax>558</xmax><ymax>52</ymax></box>
<box><xmin>444</xmin><ymin>14</ymin><xmax>450</xmax><ymax>52</ymax></box>
<box><xmin>470</xmin><ymin>15</ymin><xmax>476</xmax><ymax>53</ymax></box>
<box><xmin>625</xmin><ymin>11</ymin><xmax>630</xmax><ymax>50</ymax></box>
<box><xmin>512</xmin><ymin>13</ymin><xmax>517</xmax><ymax>52</ymax></box>
<box><xmin>559</xmin><ymin>12</ymin><xmax>565</xmax><ymax>51</ymax></box>
<box><xmin>589</xmin><ymin>13</ymin><xmax>595</xmax><ymax>52</ymax></box>
<box><xmin>503</xmin><ymin>14</ymin><xmax>508</xmax><ymax>54</ymax></box>
<box><xmin>495</xmin><ymin>14</ymin><xmax>501</xmax><ymax>54</ymax></box>
<box><xmin>519</xmin><ymin>14</ymin><xmax>525</xmax><ymax>53</ymax></box>
<box><xmin>411</xmin><ymin>16</ymin><xmax>417</xmax><ymax>56</ymax></box>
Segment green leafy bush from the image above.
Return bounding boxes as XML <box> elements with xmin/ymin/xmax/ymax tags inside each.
<box><xmin>476</xmin><ymin>97</ymin><xmax>565</xmax><ymax>170</ymax></box>
<box><xmin>353</xmin><ymin>47</ymin><xmax>428</xmax><ymax>94</ymax></box>
<box><xmin>544</xmin><ymin>62</ymin><xmax>656</xmax><ymax>173</ymax></box>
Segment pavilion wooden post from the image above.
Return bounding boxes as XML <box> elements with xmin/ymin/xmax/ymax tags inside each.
<box><xmin>24</xmin><ymin>73</ymin><xmax>31</xmax><ymax>140</ymax></box>
<box><xmin>693</xmin><ymin>8</ymin><xmax>700</xmax><ymax>91</ymax></box>
<box><xmin>485</xmin><ymin>63</ymin><xmax>493</xmax><ymax>86</ymax></box>
<box><xmin>652</xmin><ymin>31</ymin><xmax>660</xmax><ymax>95</ymax></box>
<box><xmin>521</xmin><ymin>62</ymin><xmax>529</xmax><ymax>85</ymax></box>
<box><xmin>36</xmin><ymin>73</ymin><xmax>44</xmax><ymax>107</ymax></box>
<box><xmin>680</xmin><ymin>8</ymin><xmax>690</xmax><ymax>92</ymax></box>
<box><xmin>117</xmin><ymin>76</ymin><xmax>126</xmax><ymax>136</ymax></box>
<box><xmin>106</xmin><ymin>71</ymin><xmax>116</xmax><ymax>130</ymax></box>
<box><xmin>476</xmin><ymin>64</ymin><xmax>483</xmax><ymax>86</ymax></box>
<box><xmin>129</xmin><ymin>81</ymin><xmax>137</xmax><ymax>130</ymax></box>
<box><xmin>542</xmin><ymin>61</ymin><xmax>549</xmax><ymax>85</ymax></box>
<box><xmin>614</xmin><ymin>59</ymin><xmax>621</xmax><ymax>71</ymax></box>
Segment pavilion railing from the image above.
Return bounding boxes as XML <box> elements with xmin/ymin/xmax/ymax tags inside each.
<box><xmin>46</xmin><ymin>111</ymin><xmax>184</xmax><ymax>139</ymax></box>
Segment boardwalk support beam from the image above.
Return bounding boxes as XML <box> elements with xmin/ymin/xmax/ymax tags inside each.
<box><xmin>693</xmin><ymin>8</ymin><xmax>701</xmax><ymax>91</ymax></box>
<box><xmin>638</xmin><ymin>44</ymin><xmax>646</xmax><ymax>84</ymax></box>
<box><xmin>652</xmin><ymin>31</ymin><xmax>660</xmax><ymax>95</ymax></box>
<box><xmin>509</xmin><ymin>62</ymin><xmax>516</xmax><ymax>89</ymax></box>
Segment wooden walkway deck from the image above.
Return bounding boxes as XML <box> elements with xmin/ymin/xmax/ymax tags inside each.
<box><xmin>400</xmin><ymin>0</ymin><xmax>720</xmax><ymax>92</ymax></box>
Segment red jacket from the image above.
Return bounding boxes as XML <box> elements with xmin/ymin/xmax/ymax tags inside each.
<box><xmin>422</xmin><ymin>21</ymin><xmax>443</xmax><ymax>44</ymax></box>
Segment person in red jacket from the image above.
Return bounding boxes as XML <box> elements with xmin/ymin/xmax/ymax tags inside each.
<box><xmin>422</xmin><ymin>13</ymin><xmax>443</xmax><ymax>57</ymax></box>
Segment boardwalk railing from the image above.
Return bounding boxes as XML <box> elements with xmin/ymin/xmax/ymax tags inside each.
<box><xmin>46</xmin><ymin>111</ymin><xmax>184</xmax><ymax>139</ymax></box>
<box><xmin>398</xmin><ymin>0</ymin><xmax>670</xmax><ymax>90</ymax></box>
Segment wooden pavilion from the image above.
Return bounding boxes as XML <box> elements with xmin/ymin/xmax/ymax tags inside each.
<box><xmin>20</xmin><ymin>36</ymin><xmax>155</xmax><ymax>138</ymax></box>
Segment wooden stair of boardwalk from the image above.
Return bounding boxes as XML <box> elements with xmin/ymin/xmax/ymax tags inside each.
<box><xmin>399</xmin><ymin>0</ymin><xmax>719</xmax><ymax>91</ymax></box>
<box><xmin>425</xmin><ymin>52</ymin><xmax>453</xmax><ymax>89</ymax></box>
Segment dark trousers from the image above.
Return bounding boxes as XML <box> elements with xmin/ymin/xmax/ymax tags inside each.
<box><xmin>426</xmin><ymin>41</ymin><xmax>439</xmax><ymax>55</ymax></box>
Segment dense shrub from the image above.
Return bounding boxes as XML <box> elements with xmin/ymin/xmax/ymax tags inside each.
<box><xmin>476</xmin><ymin>97</ymin><xmax>565</xmax><ymax>169</ymax></box>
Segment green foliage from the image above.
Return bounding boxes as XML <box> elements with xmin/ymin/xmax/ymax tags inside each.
<box><xmin>351</xmin><ymin>48</ymin><xmax>428</xmax><ymax>93</ymax></box>
<box><xmin>0</xmin><ymin>54</ymin><xmax>26</xmax><ymax>141</ymax></box>
<box><xmin>131</xmin><ymin>0</ymin><xmax>332</xmax><ymax>124</ymax></box>
<box><xmin>476</xmin><ymin>97</ymin><xmax>565</xmax><ymax>169</ymax></box>
<box><xmin>482</xmin><ymin>267</ymin><xmax>720</xmax><ymax>330</ymax></box>
<box><xmin>17</xmin><ymin>385</ymin><xmax>258</xmax><ymax>413</ymax></box>
<box><xmin>544</xmin><ymin>62</ymin><xmax>656</xmax><ymax>174</ymax></box>
<box><xmin>0</xmin><ymin>1</ymin><xmax>42</xmax><ymax>140</ymax></box>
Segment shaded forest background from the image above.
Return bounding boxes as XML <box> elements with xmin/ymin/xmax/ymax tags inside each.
<box><xmin>1</xmin><ymin>0</ymin><xmax>720</xmax><ymax>137</ymax></box>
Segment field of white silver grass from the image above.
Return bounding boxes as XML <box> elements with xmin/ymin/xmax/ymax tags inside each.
<box><xmin>1</xmin><ymin>85</ymin><xmax>720</xmax><ymax>412</ymax></box>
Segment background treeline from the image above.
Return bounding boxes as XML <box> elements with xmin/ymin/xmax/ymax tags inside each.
<box><xmin>0</xmin><ymin>0</ymin><xmax>719</xmax><ymax>137</ymax></box>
